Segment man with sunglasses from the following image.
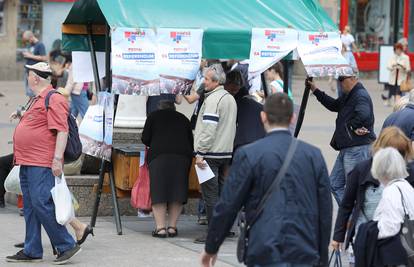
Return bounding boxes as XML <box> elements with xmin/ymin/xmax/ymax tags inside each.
<box><xmin>307</xmin><ymin>75</ymin><xmax>376</xmax><ymax>205</ymax></box>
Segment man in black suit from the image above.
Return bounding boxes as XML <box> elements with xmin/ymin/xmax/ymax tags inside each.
<box><xmin>201</xmin><ymin>93</ymin><xmax>332</xmax><ymax>267</ymax></box>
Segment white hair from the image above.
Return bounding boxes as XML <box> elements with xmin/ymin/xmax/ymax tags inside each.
<box><xmin>31</xmin><ymin>71</ymin><xmax>51</xmax><ymax>83</ymax></box>
<box><xmin>205</xmin><ymin>64</ymin><xmax>226</xmax><ymax>85</ymax></box>
<box><xmin>23</xmin><ymin>30</ymin><xmax>34</xmax><ymax>40</ymax></box>
<box><xmin>371</xmin><ymin>147</ymin><xmax>409</xmax><ymax>182</ymax></box>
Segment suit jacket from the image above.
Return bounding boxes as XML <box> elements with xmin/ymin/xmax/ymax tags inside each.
<box><xmin>205</xmin><ymin>130</ymin><xmax>332</xmax><ymax>267</ymax></box>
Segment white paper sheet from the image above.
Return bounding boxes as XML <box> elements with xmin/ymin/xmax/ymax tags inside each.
<box><xmin>195</xmin><ymin>161</ymin><xmax>215</xmax><ymax>184</ymax></box>
<box><xmin>72</xmin><ymin>51</ymin><xmax>106</xmax><ymax>83</ymax></box>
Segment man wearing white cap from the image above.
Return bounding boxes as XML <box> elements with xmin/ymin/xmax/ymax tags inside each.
<box><xmin>6</xmin><ymin>62</ymin><xmax>81</xmax><ymax>264</ymax></box>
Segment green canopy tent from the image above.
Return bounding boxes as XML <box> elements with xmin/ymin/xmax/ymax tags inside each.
<box><xmin>61</xmin><ymin>0</ymin><xmax>338</xmax><ymax>235</ymax></box>
<box><xmin>62</xmin><ymin>0</ymin><xmax>337</xmax><ymax>58</ymax></box>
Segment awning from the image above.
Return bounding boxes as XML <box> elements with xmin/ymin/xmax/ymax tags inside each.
<box><xmin>62</xmin><ymin>0</ymin><xmax>337</xmax><ymax>59</ymax></box>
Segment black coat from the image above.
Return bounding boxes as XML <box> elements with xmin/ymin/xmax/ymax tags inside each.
<box><xmin>141</xmin><ymin>109</ymin><xmax>193</xmax><ymax>163</ymax></box>
<box><xmin>354</xmin><ymin>221</ymin><xmax>407</xmax><ymax>267</ymax></box>
<box><xmin>205</xmin><ymin>131</ymin><xmax>332</xmax><ymax>267</ymax></box>
<box><xmin>333</xmin><ymin>158</ymin><xmax>414</xmax><ymax>248</ymax></box>
<box><xmin>382</xmin><ymin>103</ymin><xmax>414</xmax><ymax>140</ymax></box>
<box><xmin>314</xmin><ymin>82</ymin><xmax>376</xmax><ymax>150</ymax></box>
<box><xmin>234</xmin><ymin>88</ymin><xmax>266</xmax><ymax>149</ymax></box>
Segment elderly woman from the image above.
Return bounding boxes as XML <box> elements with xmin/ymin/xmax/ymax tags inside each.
<box><xmin>332</xmin><ymin>126</ymin><xmax>414</xmax><ymax>252</ymax></box>
<box><xmin>141</xmin><ymin>100</ymin><xmax>193</xmax><ymax>238</ymax></box>
<box><xmin>353</xmin><ymin>147</ymin><xmax>414</xmax><ymax>266</ymax></box>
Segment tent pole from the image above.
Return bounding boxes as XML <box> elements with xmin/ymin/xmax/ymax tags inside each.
<box><xmin>294</xmin><ymin>77</ymin><xmax>312</xmax><ymax>137</ymax></box>
<box><xmin>105</xmin><ymin>23</ymin><xmax>122</xmax><ymax>235</ymax></box>
<box><xmin>261</xmin><ymin>73</ymin><xmax>268</xmax><ymax>98</ymax></box>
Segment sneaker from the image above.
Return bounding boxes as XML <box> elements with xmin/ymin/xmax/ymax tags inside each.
<box><xmin>137</xmin><ymin>209</ymin><xmax>152</xmax><ymax>218</ymax></box>
<box><xmin>6</xmin><ymin>250</ymin><xmax>42</xmax><ymax>263</ymax></box>
<box><xmin>53</xmin><ymin>244</ymin><xmax>81</xmax><ymax>265</ymax></box>
<box><xmin>18</xmin><ymin>208</ymin><xmax>24</xmax><ymax>217</ymax></box>
<box><xmin>194</xmin><ymin>234</ymin><xmax>207</xmax><ymax>244</ymax></box>
<box><xmin>197</xmin><ymin>216</ymin><xmax>208</xmax><ymax>225</ymax></box>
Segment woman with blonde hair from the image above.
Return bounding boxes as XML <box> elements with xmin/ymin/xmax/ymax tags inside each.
<box><xmin>332</xmin><ymin>126</ymin><xmax>414</xmax><ymax>253</ymax></box>
<box><xmin>353</xmin><ymin>147</ymin><xmax>414</xmax><ymax>266</ymax></box>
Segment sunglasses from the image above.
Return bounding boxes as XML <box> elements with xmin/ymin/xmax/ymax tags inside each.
<box><xmin>338</xmin><ymin>76</ymin><xmax>352</xmax><ymax>82</ymax></box>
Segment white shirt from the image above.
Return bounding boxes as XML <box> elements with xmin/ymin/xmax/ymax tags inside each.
<box><xmin>270</xmin><ymin>80</ymin><xmax>284</xmax><ymax>94</ymax></box>
<box><xmin>373</xmin><ymin>179</ymin><xmax>414</xmax><ymax>239</ymax></box>
<box><xmin>341</xmin><ymin>33</ymin><xmax>355</xmax><ymax>51</ymax></box>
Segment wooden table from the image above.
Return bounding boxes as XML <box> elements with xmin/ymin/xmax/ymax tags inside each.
<box><xmin>112</xmin><ymin>144</ymin><xmax>201</xmax><ymax>198</ymax></box>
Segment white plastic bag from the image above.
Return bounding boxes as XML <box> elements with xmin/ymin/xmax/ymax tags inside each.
<box><xmin>50</xmin><ymin>174</ymin><xmax>74</xmax><ymax>225</ymax></box>
<box><xmin>4</xmin><ymin>166</ymin><xmax>22</xmax><ymax>195</ymax></box>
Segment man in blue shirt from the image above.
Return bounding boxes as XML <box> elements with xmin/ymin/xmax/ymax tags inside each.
<box><xmin>22</xmin><ymin>31</ymin><xmax>47</xmax><ymax>97</ymax></box>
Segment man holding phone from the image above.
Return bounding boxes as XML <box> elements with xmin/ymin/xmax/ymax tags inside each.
<box><xmin>307</xmin><ymin>75</ymin><xmax>376</xmax><ymax>205</ymax></box>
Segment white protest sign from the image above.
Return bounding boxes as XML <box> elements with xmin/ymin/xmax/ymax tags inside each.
<box><xmin>79</xmin><ymin>92</ymin><xmax>114</xmax><ymax>161</ymax></box>
<box><xmin>248</xmin><ymin>28</ymin><xmax>298</xmax><ymax>76</ymax></box>
<box><xmin>157</xmin><ymin>28</ymin><xmax>203</xmax><ymax>95</ymax></box>
<box><xmin>111</xmin><ymin>28</ymin><xmax>160</xmax><ymax>95</ymax></box>
<box><xmin>72</xmin><ymin>51</ymin><xmax>106</xmax><ymax>83</ymax></box>
<box><xmin>297</xmin><ymin>31</ymin><xmax>353</xmax><ymax>77</ymax></box>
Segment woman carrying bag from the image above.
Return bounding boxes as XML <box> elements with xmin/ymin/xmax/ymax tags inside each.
<box><xmin>332</xmin><ymin>127</ymin><xmax>414</xmax><ymax>264</ymax></box>
<box><xmin>353</xmin><ymin>147</ymin><xmax>414</xmax><ymax>266</ymax></box>
<box><xmin>141</xmin><ymin>100</ymin><xmax>193</xmax><ymax>238</ymax></box>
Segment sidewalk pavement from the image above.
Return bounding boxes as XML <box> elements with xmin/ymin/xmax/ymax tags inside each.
<box><xmin>0</xmin><ymin>204</ymin><xmax>239</xmax><ymax>267</ymax></box>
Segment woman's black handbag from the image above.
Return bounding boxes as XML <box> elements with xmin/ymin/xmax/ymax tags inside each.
<box><xmin>328</xmin><ymin>250</ymin><xmax>343</xmax><ymax>267</ymax></box>
<box><xmin>236</xmin><ymin>138</ymin><xmax>298</xmax><ymax>263</ymax></box>
<box><xmin>397</xmin><ymin>186</ymin><xmax>414</xmax><ymax>267</ymax></box>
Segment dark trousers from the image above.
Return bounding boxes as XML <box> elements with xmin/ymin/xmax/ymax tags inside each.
<box><xmin>20</xmin><ymin>166</ymin><xmax>75</xmax><ymax>258</ymax></box>
<box><xmin>0</xmin><ymin>153</ymin><xmax>14</xmax><ymax>200</ymax></box>
<box><xmin>200</xmin><ymin>158</ymin><xmax>230</xmax><ymax>224</ymax></box>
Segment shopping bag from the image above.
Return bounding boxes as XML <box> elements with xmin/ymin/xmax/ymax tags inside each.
<box><xmin>131</xmin><ymin>150</ymin><xmax>152</xmax><ymax>210</ymax></box>
<box><xmin>51</xmin><ymin>174</ymin><xmax>75</xmax><ymax>225</ymax></box>
<box><xmin>78</xmin><ymin>92</ymin><xmax>114</xmax><ymax>161</ymax></box>
<box><xmin>400</xmin><ymin>78</ymin><xmax>413</xmax><ymax>93</ymax></box>
<box><xmin>328</xmin><ymin>250</ymin><xmax>343</xmax><ymax>267</ymax></box>
<box><xmin>4</xmin><ymin>166</ymin><xmax>22</xmax><ymax>195</ymax></box>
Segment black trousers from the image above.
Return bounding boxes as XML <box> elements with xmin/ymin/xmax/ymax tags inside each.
<box><xmin>201</xmin><ymin>158</ymin><xmax>230</xmax><ymax>224</ymax></box>
<box><xmin>0</xmin><ymin>153</ymin><xmax>14</xmax><ymax>200</ymax></box>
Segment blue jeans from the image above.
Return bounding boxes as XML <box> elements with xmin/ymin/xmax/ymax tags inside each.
<box><xmin>70</xmin><ymin>90</ymin><xmax>89</xmax><ymax>119</ymax></box>
<box><xmin>20</xmin><ymin>166</ymin><xmax>75</xmax><ymax>258</ymax></box>
<box><xmin>330</xmin><ymin>144</ymin><xmax>371</xmax><ymax>204</ymax></box>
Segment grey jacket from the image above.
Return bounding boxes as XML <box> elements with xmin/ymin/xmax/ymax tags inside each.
<box><xmin>194</xmin><ymin>86</ymin><xmax>237</xmax><ymax>158</ymax></box>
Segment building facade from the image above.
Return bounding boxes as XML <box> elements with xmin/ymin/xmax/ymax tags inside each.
<box><xmin>0</xmin><ymin>0</ymin><xmax>73</xmax><ymax>80</ymax></box>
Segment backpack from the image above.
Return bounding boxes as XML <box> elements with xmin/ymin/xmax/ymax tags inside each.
<box><xmin>45</xmin><ymin>90</ymin><xmax>82</xmax><ymax>163</ymax></box>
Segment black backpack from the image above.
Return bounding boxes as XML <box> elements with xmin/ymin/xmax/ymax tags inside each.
<box><xmin>45</xmin><ymin>90</ymin><xmax>82</xmax><ymax>163</ymax></box>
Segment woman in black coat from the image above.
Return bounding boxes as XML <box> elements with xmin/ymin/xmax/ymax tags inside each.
<box><xmin>332</xmin><ymin>126</ymin><xmax>414</xmax><ymax>251</ymax></box>
<box><xmin>141</xmin><ymin>100</ymin><xmax>194</xmax><ymax>238</ymax></box>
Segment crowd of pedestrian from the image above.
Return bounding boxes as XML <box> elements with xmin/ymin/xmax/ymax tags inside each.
<box><xmin>2</xmin><ymin>28</ymin><xmax>414</xmax><ymax>267</ymax></box>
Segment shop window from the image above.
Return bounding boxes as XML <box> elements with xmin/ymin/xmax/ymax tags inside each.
<box><xmin>0</xmin><ymin>0</ymin><xmax>5</xmax><ymax>35</ymax></box>
<box><xmin>16</xmin><ymin>0</ymin><xmax>42</xmax><ymax>62</ymax></box>
<box><xmin>348</xmin><ymin>0</ymin><xmax>403</xmax><ymax>52</ymax></box>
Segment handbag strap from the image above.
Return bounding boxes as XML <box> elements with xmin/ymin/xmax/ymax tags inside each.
<box><xmin>248</xmin><ymin>138</ymin><xmax>298</xmax><ymax>228</ymax></box>
<box><xmin>396</xmin><ymin>185</ymin><xmax>409</xmax><ymax>217</ymax></box>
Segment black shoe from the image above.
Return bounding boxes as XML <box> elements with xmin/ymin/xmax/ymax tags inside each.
<box><xmin>14</xmin><ymin>242</ymin><xmax>24</xmax><ymax>248</ymax></box>
<box><xmin>167</xmin><ymin>227</ymin><xmax>178</xmax><ymax>238</ymax></box>
<box><xmin>152</xmin><ymin>228</ymin><xmax>167</xmax><ymax>238</ymax></box>
<box><xmin>227</xmin><ymin>231</ymin><xmax>236</xmax><ymax>238</ymax></box>
<box><xmin>77</xmin><ymin>225</ymin><xmax>94</xmax><ymax>245</ymax></box>
<box><xmin>6</xmin><ymin>250</ymin><xmax>42</xmax><ymax>263</ymax></box>
<box><xmin>53</xmin><ymin>244</ymin><xmax>81</xmax><ymax>265</ymax></box>
<box><xmin>194</xmin><ymin>234</ymin><xmax>207</xmax><ymax>244</ymax></box>
<box><xmin>0</xmin><ymin>200</ymin><xmax>5</xmax><ymax>208</ymax></box>
<box><xmin>381</xmin><ymin>94</ymin><xmax>389</xmax><ymax>100</ymax></box>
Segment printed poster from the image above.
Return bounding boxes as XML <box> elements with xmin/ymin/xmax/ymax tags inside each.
<box><xmin>78</xmin><ymin>92</ymin><xmax>114</xmax><ymax>161</ymax></box>
<box><xmin>157</xmin><ymin>28</ymin><xmax>203</xmax><ymax>95</ymax></box>
<box><xmin>111</xmin><ymin>28</ymin><xmax>160</xmax><ymax>95</ymax></box>
<box><xmin>297</xmin><ymin>31</ymin><xmax>353</xmax><ymax>77</ymax></box>
<box><xmin>248</xmin><ymin>28</ymin><xmax>298</xmax><ymax>77</ymax></box>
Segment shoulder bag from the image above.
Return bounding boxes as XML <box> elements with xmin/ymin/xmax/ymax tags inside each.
<box><xmin>396</xmin><ymin>185</ymin><xmax>414</xmax><ymax>267</ymax></box>
<box><xmin>237</xmin><ymin>138</ymin><xmax>298</xmax><ymax>263</ymax></box>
